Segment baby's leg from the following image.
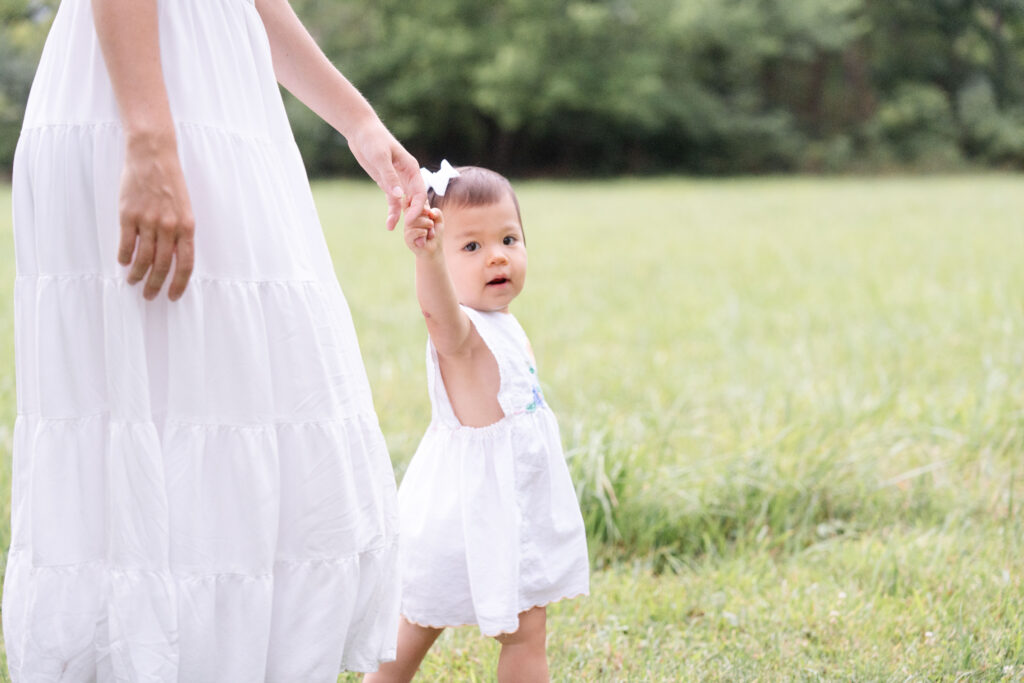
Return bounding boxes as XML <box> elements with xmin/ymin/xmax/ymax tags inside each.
<box><xmin>495</xmin><ymin>606</ymin><xmax>549</xmax><ymax>683</ymax></box>
<box><xmin>364</xmin><ymin>618</ymin><xmax>443</xmax><ymax>683</ymax></box>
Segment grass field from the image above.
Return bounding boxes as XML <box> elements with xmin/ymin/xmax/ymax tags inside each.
<box><xmin>1</xmin><ymin>175</ymin><xmax>1023</xmax><ymax>681</ymax></box>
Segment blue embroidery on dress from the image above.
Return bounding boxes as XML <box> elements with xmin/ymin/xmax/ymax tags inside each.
<box><xmin>524</xmin><ymin>359</ymin><xmax>545</xmax><ymax>412</ymax></box>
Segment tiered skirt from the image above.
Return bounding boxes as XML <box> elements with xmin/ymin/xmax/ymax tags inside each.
<box><xmin>4</xmin><ymin>0</ymin><xmax>399</xmax><ymax>680</ymax></box>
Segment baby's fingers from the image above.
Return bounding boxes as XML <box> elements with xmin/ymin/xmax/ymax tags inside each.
<box><xmin>425</xmin><ymin>207</ymin><xmax>442</xmax><ymax>240</ymax></box>
<box><xmin>404</xmin><ymin>226</ymin><xmax>430</xmax><ymax>250</ymax></box>
<box><xmin>404</xmin><ymin>213</ymin><xmax>435</xmax><ymax>232</ymax></box>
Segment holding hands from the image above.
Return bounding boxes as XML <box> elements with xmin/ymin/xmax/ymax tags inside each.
<box><xmin>346</xmin><ymin>117</ymin><xmax>428</xmax><ymax>232</ymax></box>
<box><xmin>405</xmin><ymin>203</ymin><xmax>443</xmax><ymax>256</ymax></box>
<box><xmin>406</xmin><ymin>159</ymin><xmax>462</xmax><ymax>256</ymax></box>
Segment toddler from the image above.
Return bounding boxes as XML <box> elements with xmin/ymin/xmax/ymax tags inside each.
<box><xmin>367</xmin><ymin>163</ymin><xmax>590</xmax><ymax>682</ymax></box>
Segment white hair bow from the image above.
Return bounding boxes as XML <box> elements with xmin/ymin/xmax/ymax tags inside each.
<box><xmin>420</xmin><ymin>159</ymin><xmax>460</xmax><ymax>196</ymax></box>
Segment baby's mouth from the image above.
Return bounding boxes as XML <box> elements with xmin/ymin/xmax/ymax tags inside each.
<box><xmin>487</xmin><ymin>277</ymin><xmax>509</xmax><ymax>286</ymax></box>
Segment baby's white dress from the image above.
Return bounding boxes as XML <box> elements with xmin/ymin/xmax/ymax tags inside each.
<box><xmin>398</xmin><ymin>307</ymin><xmax>589</xmax><ymax>636</ymax></box>
<box><xmin>5</xmin><ymin>0</ymin><xmax>398</xmax><ymax>680</ymax></box>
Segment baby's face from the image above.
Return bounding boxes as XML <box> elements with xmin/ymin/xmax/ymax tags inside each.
<box><xmin>442</xmin><ymin>193</ymin><xmax>527</xmax><ymax>313</ymax></box>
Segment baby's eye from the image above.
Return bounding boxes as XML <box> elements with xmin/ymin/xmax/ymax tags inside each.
<box><xmin>463</xmin><ymin>242</ymin><xmax>480</xmax><ymax>252</ymax></box>
<box><xmin>503</xmin><ymin>235</ymin><xmax>518</xmax><ymax>246</ymax></box>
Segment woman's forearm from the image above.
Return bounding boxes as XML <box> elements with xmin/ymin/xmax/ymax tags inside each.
<box><xmin>91</xmin><ymin>0</ymin><xmax>176</xmax><ymax>143</ymax></box>
<box><xmin>254</xmin><ymin>0</ymin><xmax>378</xmax><ymax>139</ymax></box>
<box><xmin>92</xmin><ymin>0</ymin><xmax>196</xmax><ymax>300</ymax></box>
<box><xmin>255</xmin><ymin>0</ymin><xmax>427</xmax><ymax>229</ymax></box>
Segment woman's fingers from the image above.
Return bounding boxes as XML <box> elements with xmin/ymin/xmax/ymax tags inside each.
<box><xmin>347</xmin><ymin>119</ymin><xmax>425</xmax><ymax>231</ymax></box>
<box><xmin>118</xmin><ymin>219</ymin><xmax>138</xmax><ymax>266</ymax></box>
<box><xmin>381</xmin><ymin>154</ymin><xmax>417</xmax><ymax>231</ymax></box>
<box><xmin>143</xmin><ymin>228</ymin><xmax>175</xmax><ymax>299</ymax></box>
<box><xmin>122</xmin><ymin>207</ymin><xmax>195</xmax><ymax>299</ymax></box>
<box><xmin>118</xmin><ymin>129</ymin><xmax>197</xmax><ymax>301</ymax></box>
<box><xmin>119</xmin><ymin>138</ymin><xmax>196</xmax><ymax>300</ymax></box>
<box><xmin>385</xmin><ymin>191</ymin><xmax>404</xmax><ymax>233</ymax></box>
<box><xmin>379</xmin><ymin>144</ymin><xmax>426</xmax><ymax>231</ymax></box>
<box><xmin>127</xmin><ymin>226</ymin><xmax>156</xmax><ymax>285</ymax></box>
<box><xmin>397</xmin><ymin>151</ymin><xmax>427</xmax><ymax>224</ymax></box>
<box><xmin>167</xmin><ymin>235</ymin><xmax>195</xmax><ymax>302</ymax></box>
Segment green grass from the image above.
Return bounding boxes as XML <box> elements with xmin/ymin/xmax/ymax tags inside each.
<box><xmin>2</xmin><ymin>176</ymin><xmax>1024</xmax><ymax>680</ymax></box>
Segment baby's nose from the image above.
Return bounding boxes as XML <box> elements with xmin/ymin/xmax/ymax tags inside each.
<box><xmin>488</xmin><ymin>249</ymin><xmax>509</xmax><ymax>264</ymax></box>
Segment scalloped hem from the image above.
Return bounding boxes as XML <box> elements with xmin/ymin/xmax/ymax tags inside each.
<box><xmin>400</xmin><ymin>589</ymin><xmax>589</xmax><ymax>637</ymax></box>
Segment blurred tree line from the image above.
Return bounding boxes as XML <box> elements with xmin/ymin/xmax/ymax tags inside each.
<box><xmin>3</xmin><ymin>0</ymin><xmax>1024</xmax><ymax>176</ymax></box>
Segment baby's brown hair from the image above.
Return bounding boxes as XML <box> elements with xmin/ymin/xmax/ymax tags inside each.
<box><xmin>426</xmin><ymin>166</ymin><xmax>524</xmax><ymax>238</ymax></box>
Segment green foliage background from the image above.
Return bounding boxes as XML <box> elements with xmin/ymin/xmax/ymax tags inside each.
<box><xmin>4</xmin><ymin>0</ymin><xmax>1024</xmax><ymax>175</ymax></box>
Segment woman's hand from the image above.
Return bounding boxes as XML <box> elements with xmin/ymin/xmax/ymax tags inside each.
<box><xmin>117</xmin><ymin>129</ymin><xmax>196</xmax><ymax>301</ymax></box>
<box><xmin>92</xmin><ymin>0</ymin><xmax>195</xmax><ymax>301</ymax></box>
<box><xmin>253</xmin><ymin>0</ymin><xmax>425</xmax><ymax>230</ymax></box>
<box><xmin>404</xmin><ymin>204</ymin><xmax>442</xmax><ymax>257</ymax></box>
<box><xmin>346</xmin><ymin>117</ymin><xmax>428</xmax><ymax>231</ymax></box>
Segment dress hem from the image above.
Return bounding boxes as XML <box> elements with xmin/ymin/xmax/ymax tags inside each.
<box><xmin>338</xmin><ymin>649</ymin><xmax>397</xmax><ymax>675</ymax></box>
<box><xmin>400</xmin><ymin>588</ymin><xmax>589</xmax><ymax>636</ymax></box>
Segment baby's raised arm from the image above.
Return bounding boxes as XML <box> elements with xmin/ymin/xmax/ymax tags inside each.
<box><xmin>404</xmin><ymin>207</ymin><xmax>475</xmax><ymax>358</ymax></box>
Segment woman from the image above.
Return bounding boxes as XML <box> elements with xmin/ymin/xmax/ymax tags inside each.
<box><xmin>4</xmin><ymin>0</ymin><xmax>424</xmax><ymax>679</ymax></box>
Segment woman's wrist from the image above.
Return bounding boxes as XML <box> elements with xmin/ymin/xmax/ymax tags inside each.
<box><xmin>341</xmin><ymin>111</ymin><xmax>386</xmax><ymax>144</ymax></box>
<box><xmin>123</xmin><ymin>122</ymin><xmax>178</xmax><ymax>156</ymax></box>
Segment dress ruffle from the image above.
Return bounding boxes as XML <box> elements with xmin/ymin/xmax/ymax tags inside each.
<box><xmin>7</xmin><ymin>276</ymin><xmax>402</xmax><ymax>680</ymax></box>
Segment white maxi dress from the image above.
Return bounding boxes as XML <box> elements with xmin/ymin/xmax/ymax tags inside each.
<box><xmin>4</xmin><ymin>0</ymin><xmax>399</xmax><ymax>680</ymax></box>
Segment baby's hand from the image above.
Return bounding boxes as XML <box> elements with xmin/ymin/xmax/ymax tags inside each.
<box><xmin>404</xmin><ymin>203</ymin><xmax>443</xmax><ymax>256</ymax></box>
